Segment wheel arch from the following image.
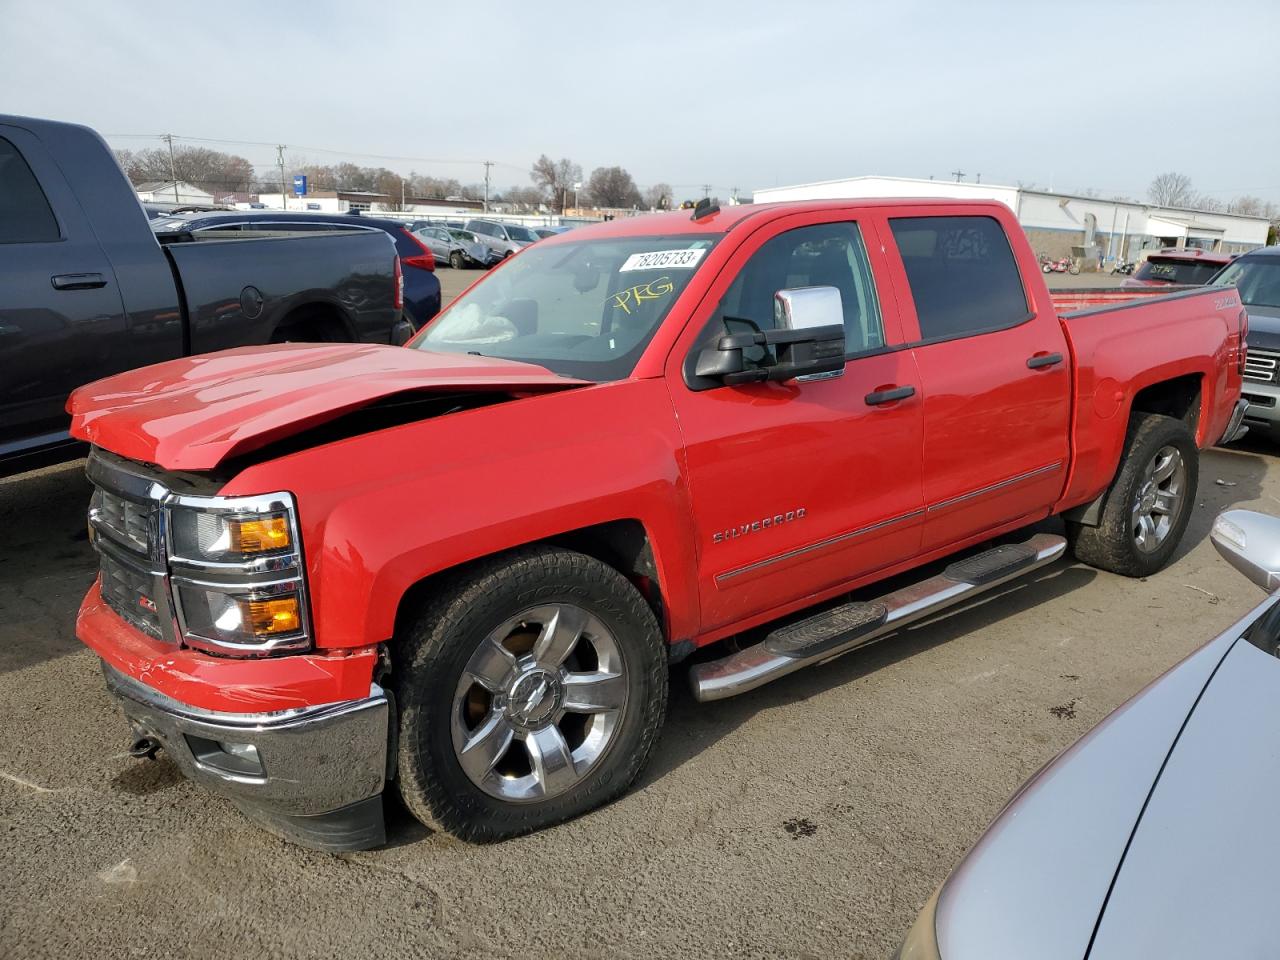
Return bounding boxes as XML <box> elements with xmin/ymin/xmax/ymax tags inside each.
<box><xmin>270</xmin><ymin>299</ymin><xmax>357</xmax><ymax>342</ymax></box>
<box><xmin>389</xmin><ymin>518</ymin><xmax>680</xmax><ymax>654</ymax></box>
<box><xmin>1064</xmin><ymin>373</ymin><xmax>1205</xmax><ymax>527</ymax></box>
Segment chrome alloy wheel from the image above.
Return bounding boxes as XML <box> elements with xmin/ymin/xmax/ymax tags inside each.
<box><xmin>450</xmin><ymin>603</ymin><xmax>628</xmax><ymax>802</ymax></box>
<box><xmin>1132</xmin><ymin>444</ymin><xmax>1186</xmax><ymax>553</ymax></box>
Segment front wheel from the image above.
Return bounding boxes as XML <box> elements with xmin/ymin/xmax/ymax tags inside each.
<box><xmin>1042</xmin><ymin>263</ymin><xmax>1053</xmax><ymax>274</ymax></box>
<box><xmin>1067</xmin><ymin>412</ymin><xmax>1198</xmax><ymax>577</ymax></box>
<box><xmin>1068</xmin><ymin>262</ymin><xmax>1081</xmax><ymax>275</ymax></box>
<box><xmin>449</xmin><ymin>251</ymin><xmax>465</xmax><ymax>270</ymax></box>
<box><xmin>394</xmin><ymin>547</ymin><xmax>668</xmax><ymax>841</ymax></box>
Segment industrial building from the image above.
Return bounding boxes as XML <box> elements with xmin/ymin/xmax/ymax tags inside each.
<box><xmin>752</xmin><ymin>176</ymin><xmax>1270</xmax><ymax>266</ymax></box>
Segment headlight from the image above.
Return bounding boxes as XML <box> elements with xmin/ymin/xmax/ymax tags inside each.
<box><xmin>894</xmin><ymin>886</ymin><xmax>942</xmax><ymax>960</ymax></box>
<box><xmin>166</xmin><ymin>492</ymin><xmax>310</xmax><ymax>656</ymax></box>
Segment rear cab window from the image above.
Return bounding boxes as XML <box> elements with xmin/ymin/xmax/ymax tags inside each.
<box><xmin>0</xmin><ymin>136</ymin><xmax>60</xmax><ymax>243</ymax></box>
<box><xmin>889</xmin><ymin>215</ymin><xmax>1030</xmax><ymax>342</ymax></box>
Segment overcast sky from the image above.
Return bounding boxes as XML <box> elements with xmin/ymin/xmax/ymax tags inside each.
<box><xmin>4</xmin><ymin>0</ymin><xmax>1278</xmax><ymax>204</ymax></box>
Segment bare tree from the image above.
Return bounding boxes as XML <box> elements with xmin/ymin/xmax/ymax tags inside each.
<box><xmin>502</xmin><ymin>185</ymin><xmax>546</xmax><ymax>212</ymax></box>
<box><xmin>1227</xmin><ymin>195</ymin><xmax>1265</xmax><ymax>217</ymax></box>
<box><xmin>119</xmin><ymin>145</ymin><xmax>255</xmax><ymax>194</ymax></box>
<box><xmin>1148</xmin><ymin>172</ymin><xmax>1197</xmax><ymax>208</ymax></box>
<box><xmin>586</xmin><ymin>166</ymin><xmax>642</xmax><ymax>209</ymax></box>
<box><xmin>642</xmin><ymin>182</ymin><xmax>673</xmax><ymax>211</ymax></box>
<box><xmin>531</xmin><ymin>155</ymin><xmax>582</xmax><ymax>213</ymax></box>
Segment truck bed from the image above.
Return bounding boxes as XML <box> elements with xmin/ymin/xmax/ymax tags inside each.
<box><xmin>1051</xmin><ymin>284</ymin><xmax>1203</xmax><ymax>315</ymax></box>
<box><xmin>1055</xmin><ymin>284</ymin><xmax>1244</xmax><ymax>513</ymax></box>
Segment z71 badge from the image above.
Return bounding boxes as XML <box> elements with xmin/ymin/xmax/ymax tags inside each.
<box><xmin>712</xmin><ymin>508</ymin><xmax>806</xmax><ymax>544</ymax></box>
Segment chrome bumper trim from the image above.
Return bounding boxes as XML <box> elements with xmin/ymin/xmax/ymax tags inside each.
<box><xmin>103</xmin><ymin>663</ymin><xmax>389</xmax><ymax>818</ymax></box>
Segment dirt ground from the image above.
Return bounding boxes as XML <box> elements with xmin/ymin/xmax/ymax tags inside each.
<box><xmin>2</xmin><ymin>428</ymin><xmax>1277</xmax><ymax>959</ymax></box>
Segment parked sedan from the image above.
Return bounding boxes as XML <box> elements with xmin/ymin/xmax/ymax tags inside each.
<box><xmin>896</xmin><ymin>508</ymin><xmax>1280</xmax><ymax>960</ymax></box>
<box><xmin>413</xmin><ymin>225</ymin><xmax>501</xmax><ymax>269</ymax></box>
<box><xmin>152</xmin><ymin>210</ymin><xmax>442</xmax><ymax>327</ymax></box>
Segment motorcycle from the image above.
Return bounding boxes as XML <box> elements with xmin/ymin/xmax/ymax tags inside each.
<box><xmin>1039</xmin><ymin>254</ymin><xmax>1081</xmax><ymax>276</ymax></box>
<box><xmin>1110</xmin><ymin>259</ymin><xmax>1136</xmax><ymax>275</ymax></box>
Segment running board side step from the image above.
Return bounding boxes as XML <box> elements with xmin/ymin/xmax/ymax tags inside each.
<box><xmin>689</xmin><ymin>533</ymin><xmax>1067</xmax><ymax>702</ymax></box>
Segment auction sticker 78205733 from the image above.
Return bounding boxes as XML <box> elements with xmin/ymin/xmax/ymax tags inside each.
<box><xmin>619</xmin><ymin>248</ymin><xmax>707</xmax><ymax>272</ymax></box>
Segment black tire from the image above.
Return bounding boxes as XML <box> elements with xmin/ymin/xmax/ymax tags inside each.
<box><xmin>394</xmin><ymin>546</ymin><xmax>668</xmax><ymax>841</ymax></box>
<box><xmin>449</xmin><ymin>251</ymin><xmax>465</xmax><ymax>270</ymax></box>
<box><xmin>1067</xmin><ymin>412</ymin><xmax>1198</xmax><ymax>577</ymax></box>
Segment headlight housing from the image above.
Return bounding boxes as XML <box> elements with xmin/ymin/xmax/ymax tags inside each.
<box><xmin>166</xmin><ymin>492</ymin><xmax>310</xmax><ymax>656</ymax></box>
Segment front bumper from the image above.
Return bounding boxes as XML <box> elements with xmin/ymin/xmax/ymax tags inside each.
<box><xmin>1240</xmin><ymin>382</ymin><xmax>1280</xmax><ymax>438</ymax></box>
<box><xmin>103</xmin><ymin>662</ymin><xmax>391</xmax><ymax>851</ymax></box>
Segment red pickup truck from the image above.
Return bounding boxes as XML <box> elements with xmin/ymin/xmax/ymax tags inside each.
<box><xmin>68</xmin><ymin>199</ymin><xmax>1248</xmax><ymax>850</ymax></box>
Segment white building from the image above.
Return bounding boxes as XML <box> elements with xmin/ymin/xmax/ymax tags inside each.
<box><xmin>135</xmin><ymin>181</ymin><xmax>215</xmax><ymax>206</ymax></box>
<box><xmin>752</xmin><ymin>176</ymin><xmax>1270</xmax><ymax>264</ymax></box>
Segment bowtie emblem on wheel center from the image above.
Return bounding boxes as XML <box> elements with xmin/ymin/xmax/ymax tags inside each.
<box><xmin>502</xmin><ymin>669</ymin><xmax>561</xmax><ymax>727</ymax></box>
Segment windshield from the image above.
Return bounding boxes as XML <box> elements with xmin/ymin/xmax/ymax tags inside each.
<box><xmin>1133</xmin><ymin>257</ymin><xmax>1224</xmax><ymax>285</ymax></box>
<box><xmin>1213</xmin><ymin>257</ymin><xmax>1280</xmax><ymax>309</ymax></box>
<box><xmin>504</xmin><ymin>225</ymin><xmax>538</xmax><ymax>243</ymax></box>
<box><xmin>450</xmin><ymin>229</ymin><xmax>476</xmax><ymax>242</ymax></box>
<box><xmin>416</xmin><ymin>234</ymin><xmax>719</xmax><ymax>381</ymax></box>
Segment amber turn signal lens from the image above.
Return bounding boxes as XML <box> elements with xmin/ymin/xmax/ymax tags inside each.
<box><xmin>231</xmin><ymin>516</ymin><xmax>291</xmax><ymax>554</ymax></box>
<box><xmin>246</xmin><ymin>596</ymin><xmax>301</xmax><ymax>635</ymax></box>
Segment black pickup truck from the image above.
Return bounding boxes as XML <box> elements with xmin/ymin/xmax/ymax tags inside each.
<box><xmin>0</xmin><ymin>115</ymin><xmax>409</xmax><ymax>476</ymax></box>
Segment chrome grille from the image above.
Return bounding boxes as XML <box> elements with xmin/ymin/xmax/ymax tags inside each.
<box><xmin>90</xmin><ymin>487</ymin><xmax>152</xmax><ymax>554</ymax></box>
<box><xmin>1244</xmin><ymin>349</ymin><xmax>1279</xmax><ymax>384</ymax></box>
<box><xmin>87</xmin><ymin>451</ymin><xmax>176</xmax><ymax>645</ymax></box>
<box><xmin>98</xmin><ymin>550</ymin><xmax>163</xmax><ymax>639</ymax></box>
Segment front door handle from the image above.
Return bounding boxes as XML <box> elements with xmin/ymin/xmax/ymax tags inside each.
<box><xmin>51</xmin><ymin>273</ymin><xmax>107</xmax><ymax>290</ymax></box>
<box><xmin>865</xmin><ymin>385</ymin><xmax>916</xmax><ymax>406</ymax></box>
<box><xmin>1026</xmin><ymin>352</ymin><xmax>1064</xmax><ymax>369</ymax></box>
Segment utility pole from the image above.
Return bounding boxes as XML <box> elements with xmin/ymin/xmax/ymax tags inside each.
<box><xmin>482</xmin><ymin>160</ymin><xmax>493</xmax><ymax>213</ymax></box>
<box><xmin>401</xmin><ymin>177</ymin><xmax>406</xmax><ymax>211</ymax></box>
<box><xmin>975</xmin><ymin>172</ymin><xmax>982</xmax><ymax>184</ymax></box>
<box><xmin>701</xmin><ymin>183</ymin><xmax>711</xmax><ymax>198</ymax></box>
<box><xmin>951</xmin><ymin>170</ymin><xmax>965</xmax><ymax>183</ymax></box>
<box><xmin>730</xmin><ymin>186</ymin><xmax>739</xmax><ymax>204</ymax></box>
<box><xmin>276</xmin><ymin>145</ymin><xmax>287</xmax><ymax>211</ymax></box>
<box><xmin>163</xmin><ymin>134</ymin><xmax>179</xmax><ymax>203</ymax></box>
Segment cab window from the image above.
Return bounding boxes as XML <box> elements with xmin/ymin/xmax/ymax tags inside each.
<box><xmin>707</xmin><ymin>221</ymin><xmax>884</xmax><ymax>358</ymax></box>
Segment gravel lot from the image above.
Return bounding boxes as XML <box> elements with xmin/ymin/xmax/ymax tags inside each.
<box><xmin>1</xmin><ymin>268</ymin><xmax>1269</xmax><ymax>959</ymax></box>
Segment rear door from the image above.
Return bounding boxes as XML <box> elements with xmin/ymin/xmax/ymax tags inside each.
<box><xmin>0</xmin><ymin>126</ymin><xmax>128</xmax><ymax>457</ymax></box>
<box><xmin>668</xmin><ymin>213</ymin><xmax>925</xmax><ymax>633</ymax></box>
<box><xmin>884</xmin><ymin>212</ymin><xmax>1070</xmax><ymax>552</ymax></box>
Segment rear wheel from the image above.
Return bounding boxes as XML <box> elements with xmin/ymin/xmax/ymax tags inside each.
<box><xmin>394</xmin><ymin>547</ymin><xmax>668</xmax><ymax>841</ymax></box>
<box><xmin>1068</xmin><ymin>262</ymin><xmax>1081</xmax><ymax>275</ymax></box>
<box><xmin>1067</xmin><ymin>412</ymin><xmax>1198</xmax><ymax>577</ymax></box>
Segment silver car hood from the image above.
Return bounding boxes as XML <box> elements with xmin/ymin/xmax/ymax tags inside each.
<box><xmin>1088</xmin><ymin>633</ymin><xmax>1280</xmax><ymax>958</ymax></box>
<box><xmin>934</xmin><ymin>597</ymin><xmax>1277</xmax><ymax>960</ymax></box>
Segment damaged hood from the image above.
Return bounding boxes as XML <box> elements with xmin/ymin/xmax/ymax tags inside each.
<box><xmin>68</xmin><ymin>343</ymin><xmax>587</xmax><ymax>470</ymax></box>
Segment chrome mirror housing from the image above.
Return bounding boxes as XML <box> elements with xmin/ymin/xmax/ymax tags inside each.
<box><xmin>1210</xmin><ymin>509</ymin><xmax>1280</xmax><ymax>591</ymax></box>
<box><xmin>774</xmin><ymin>285</ymin><xmax>844</xmax><ymax>332</ymax></box>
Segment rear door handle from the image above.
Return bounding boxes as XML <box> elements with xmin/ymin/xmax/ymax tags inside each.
<box><xmin>1026</xmin><ymin>352</ymin><xmax>1064</xmax><ymax>369</ymax></box>
<box><xmin>865</xmin><ymin>385</ymin><xmax>916</xmax><ymax>406</ymax></box>
<box><xmin>51</xmin><ymin>273</ymin><xmax>107</xmax><ymax>290</ymax></box>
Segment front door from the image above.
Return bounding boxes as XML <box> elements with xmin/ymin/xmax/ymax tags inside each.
<box><xmin>667</xmin><ymin>215</ymin><xmax>926</xmax><ymax>634</ymax></box>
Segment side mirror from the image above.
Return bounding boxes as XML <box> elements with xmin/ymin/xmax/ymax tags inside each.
<box><xmin>1211</xmin><ymin>509</ymin><xmax>1280</xmax><ymax>590</ymax></box>
<box><xmin>694</xmin><ymin>285</ymin><xmax>847</xmax><ymax>385</ymax></box>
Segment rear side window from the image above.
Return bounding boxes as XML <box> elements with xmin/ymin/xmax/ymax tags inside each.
<box><xmin>0</xmin><ymin>136</ymin><xmax>59</xmax><ymax>243</ymax></box>
<box><xmin>890</xmin><ymin>216</ymin><xmax>1029</xmax><ymax>342</ymax></box>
